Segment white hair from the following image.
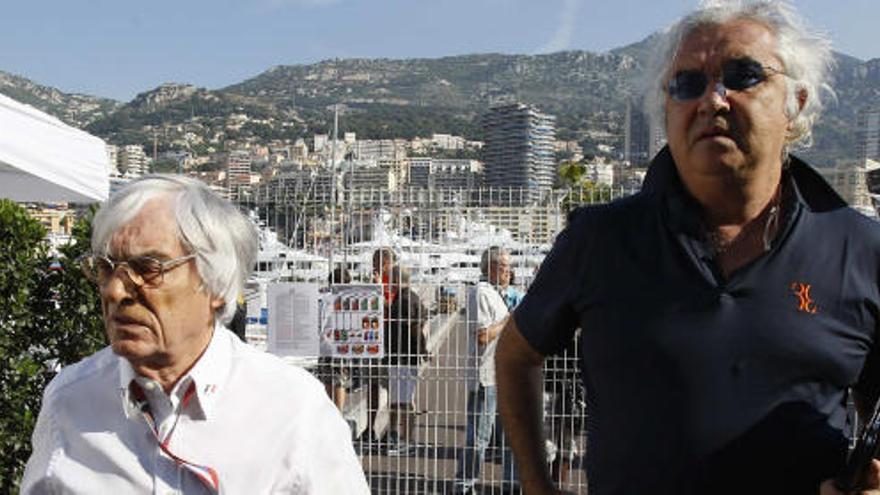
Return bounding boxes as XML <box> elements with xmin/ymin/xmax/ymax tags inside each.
<box><xmin>91</xmin><ymin>174</ymin><xmax>258</xmax><ymax>324</ymax></box>
<box><xmin>643</xmin><ymin>0</ymin><xmax>835</xmax><ymax>152</ymax></box>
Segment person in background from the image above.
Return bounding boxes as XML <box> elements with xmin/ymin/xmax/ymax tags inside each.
<box><xmin>383</xmin><ymin>265</ymin><xmax>429</xmax><ymax>456</ymax></box>
<box><xmin>497</xmin><ymin>2</ymin><xmax>880</xmax><ymax>494</ymax></box>
<box><xmin>22</xmin><ymin>174</ymin><xmax>368</xmax><ymax>494</ymax></box>
<box><xmin>488</xmin><ymin>260</ymin><xmax>523</xmax><ymax>460</ymax></box>
<box><xmin>501</xmin><ymin>269</ymin><xmax>524</xmax><ymax>311</ymax></box>
<box><xmin>361</xmin><ymin>247</ymin><xmax>398</xmax><ymax>445</ymax></box>
<box><xmin>455</xmin><ymin>246</ymin><xmax>516</xmax><ymax>494</ymax></box>
<box><xmin>227</xmin><ymin>293</ymin><xmax>247</xmax><ymax>342</ymax></box>
<box><xmin>373</xmin><ymin>247</ymin><xmax>398</xmax><ymax>307</ymax></box>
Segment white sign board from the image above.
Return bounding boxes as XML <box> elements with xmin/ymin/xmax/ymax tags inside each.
<box><xmin>267</xmin><ymin>283</ymin><xmax>320</xmax><ymax>357</ymax></box>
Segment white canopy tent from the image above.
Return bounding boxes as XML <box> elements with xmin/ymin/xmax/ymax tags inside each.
<box><xmin>0</xmin><ymin>93</ymin><xmax>110</xmax><ymax>203</ymax></box>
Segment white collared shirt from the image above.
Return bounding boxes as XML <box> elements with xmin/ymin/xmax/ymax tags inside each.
<box><xmin>21</xmin><ymin>324</ymin><xmax>369</xmax><ymax>494</ymax></box>
<box><xmin>465</xmin><ymin>281</ymin><xmax>510</xmax><ymax>390</ymax></box>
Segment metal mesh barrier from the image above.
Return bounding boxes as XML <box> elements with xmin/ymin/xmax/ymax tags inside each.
<box><xmin>237</xmin><ymin>184</ymin><xmax>637</xmax><ymax>494</ymax></box>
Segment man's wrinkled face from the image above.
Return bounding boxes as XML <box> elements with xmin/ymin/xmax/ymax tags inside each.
<box><xmin>101</xmin><ymin>197</ymin><xmax>222</xmax><ymax>372</ymax></box>
<box><xmin>665</xmin><ymin>19</ymin><xmax>793</xmax><ymax>187</ymax></box>
<box><xmin>488</xmin><ymin>254</ymin><xmax>511</xmax><ymax>287</ymax></box>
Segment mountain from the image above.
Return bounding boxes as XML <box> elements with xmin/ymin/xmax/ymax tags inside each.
<box><xmin>3</xmin><ymin>35</ymin><xmax>880</xmax><ymax>166</ymax></box>
<box><xmin>225</xmin><ymin>51</ymin><xmax>640</xmax><ymax>114</ymax></box>
<box><xmin>0</xmin><ymin>71</ymin><xmax>120</xmax><ymax>128</ymax></box>
<box><xmin>221</xmin><ymin>51</ymin><xmax>641</xmax><ymax>144</ymax></box>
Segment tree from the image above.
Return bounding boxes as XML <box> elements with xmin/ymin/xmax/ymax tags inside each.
<box><xmin>0</xmin><ymin>201</ymin><xmax>104</xmax><ymax>491</ymax></box>
<box><xmin>557</xmin><ymin>160</ymin><xmax>587</xmax><ymax>187</ymax></box>
<box><xmin>557</xmin><ymin>161</ymin><xmax>613</xmax><ymax>213</ymax></box>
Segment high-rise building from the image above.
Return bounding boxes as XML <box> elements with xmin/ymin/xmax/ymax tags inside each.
<box><xmin>118</xmin><ymin>145</ymin><xmax>149</xmax><ymax>177</ymax></box>
<box><xmin>856</xmin><ymin>105</ymin><xmax>880</xmax><ymax>162</ymax></box>
<box><xmin>105</xmin><ymin>145</ymin><xmax>121</xmax><ymax>177</ymax></box>
<box><xmin>226</xmin><ymin>150</ymin><xmax>253</xmax><ymax>199</ymax></box>
<box><xmin>482</xmin><ymin>103</ymin><xmax>556</xmax><ymax>202</ymax></box>
<box><xmin>624</xmin><ymin>99</ymin><xmax>665</xmax><ymax>166</ymax></box>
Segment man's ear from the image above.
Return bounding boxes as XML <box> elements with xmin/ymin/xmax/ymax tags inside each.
<box><xmin>786</xmin><ymin>88</ymin><xmax>808</xmax><ymax>134</ymax></box>
<box><xmin>211</xmin><ymin>297</ymin><xmax>225</xmax><ymax>310</ymax></box>
<box><xmin>796</xmin><ymin>88</ymin><xmax>807</xmax><ymax>113</ymax></box>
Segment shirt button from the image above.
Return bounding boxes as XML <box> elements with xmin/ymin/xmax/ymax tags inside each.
<box><xmin>144</xmin><ymin>381</ymin><xmax>157</xmax><ymax>391</ymax></box>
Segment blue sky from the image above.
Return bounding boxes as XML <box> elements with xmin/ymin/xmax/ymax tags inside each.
<box><xmin>1</xmin><ymin>0</ymin><xmax>875</xmax><ymax>102</ymax></box>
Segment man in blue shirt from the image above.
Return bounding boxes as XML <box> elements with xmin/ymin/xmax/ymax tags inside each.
<box><xmin>496</xmin><ymin>3</ymin><xmax>880</xmax><ymax>494</ymax></box>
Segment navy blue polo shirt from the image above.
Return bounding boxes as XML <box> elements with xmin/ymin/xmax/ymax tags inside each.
<box><xmin>514</xmin><ymin>147</ymin><xmax>880</xmax><ymax>494</ymax></box>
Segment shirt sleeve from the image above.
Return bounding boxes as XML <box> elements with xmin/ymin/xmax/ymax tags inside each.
<box><xmin>21</xmin><ymin>381</ymin><xmax>60</xmax><ymax>495</ymax></box>
<box><xmin>513</xmin><ymin>209</ymin><xmax>590</xmax><ymax>356</ymax></box>
<box><xmin>476</xmin><ymin>284</ymin><xmax>505</xmax><ymax>329</ymax></box>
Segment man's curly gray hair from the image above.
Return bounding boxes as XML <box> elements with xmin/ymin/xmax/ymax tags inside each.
<box><xmin>643</xmin><ymin>0</ymin><xmax>835</xmax><ymax>153</ymax></box>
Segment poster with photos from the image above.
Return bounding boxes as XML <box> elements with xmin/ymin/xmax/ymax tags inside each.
<box><xmin>318</xmin><ymin>284</ymin><xmax>384</xmax><ymax>359</ymax></box>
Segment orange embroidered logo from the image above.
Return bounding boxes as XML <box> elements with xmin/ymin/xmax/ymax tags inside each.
<box><xmin>789</xmin><ymin>282</ymin><xmax>818</xmax><ymax>314</ymax></box>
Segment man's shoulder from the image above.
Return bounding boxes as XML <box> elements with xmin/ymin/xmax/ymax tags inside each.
<box><xmin>227</xmin><ymin>339</ymin><xmax>325</xmax><ymax>398</ymax></box>
<box><xmin>474</xmin><ymin>281</ymin><xmax>503</xmax><ymax>300</ymax></box>
<box><xmin>47</xmin><ymin>347</ymin><xmax>117</xmax><ymax>391</ymax></box>
<box><xmin>43</xmin><ymin>346</ymin><xmax>118</xmax><ymax>404</ymax></box>
<box><xmin>813</xmin><ymin>206</ymin><xmax>880</xmax><ymax>261</ymax></box>
<box><xmin>474</xmin><ymin>280</ymin><xmax>495</xmax><ymax>292</ymax></box>
<box><xmin>566</xmin><ymin>190</ymin><xmax>653</xmax><ymax>229</ymax></box>
<box><xmin>472</xmin><ymin>282</ymin><xmax>508</xmax><ymax>316</ymax></box>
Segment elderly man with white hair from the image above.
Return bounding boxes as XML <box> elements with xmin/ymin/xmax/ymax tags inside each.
<box><xmin>455</xmin><ymin>246</ymin><xmax>516</xmax><ymax>494</ymax></box>
<box><xmin>497</xmin><ymin>1</ymin><xmax>880</xmax><ymax>494</ymax></box>
<box><xmin>21</xmin><ymin>175</ymin><xmax>369</xmax><ymax>494</ymax></box>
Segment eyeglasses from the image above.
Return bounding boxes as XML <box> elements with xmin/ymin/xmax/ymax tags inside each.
<box><xmin>667</xmin><ymin>57</ymin><xmax>785</xmax><ymax>101</ymax></box>
<box><xmin>78</xmin><ymin>253</ymin><xmax>197</xmax><ymax>288</ymax></box>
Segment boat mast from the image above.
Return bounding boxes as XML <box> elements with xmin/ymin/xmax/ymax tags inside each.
<box><xmin>329</xmin><ymin>105</ymin><xmax>338</xmax><ymax>278</ymax></box>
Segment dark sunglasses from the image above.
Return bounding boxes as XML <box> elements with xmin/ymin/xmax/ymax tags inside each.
<box><xmin>667</xmin><ymin>58</ymin><xmax>785</xmax><ymax>101</ymax></box>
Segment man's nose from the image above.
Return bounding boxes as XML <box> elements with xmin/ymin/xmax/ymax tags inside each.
<box><xmin>698</xmin><ymin>82</ymin><xmax>731</xmax><ymax>114</ymax></box>
<box><xmin>101</xmin><ymin>268</ymin><xmax>138</xmax><ymax>302</ymax></box>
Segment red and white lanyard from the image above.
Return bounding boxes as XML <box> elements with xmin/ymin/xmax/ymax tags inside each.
<box><xmin>130</xmin><ymin>381</ymin><xmax>220</xmax><ymax>494</ymax></box>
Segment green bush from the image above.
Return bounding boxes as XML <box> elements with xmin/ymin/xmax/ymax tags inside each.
<box><xmin>0</xmin><ymin>201</ymin><xmax>105</xmax><ymax>491</ymax></box>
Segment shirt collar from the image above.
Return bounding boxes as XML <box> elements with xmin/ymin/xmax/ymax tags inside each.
<box><xmin>642</xmin><ymin>146</ymin><xmax>846</xmax><ymax>239</ymax></box>
<box><xmin>118</xmin><ymin>321</ymin><xmax>231</xmax><ymax>421</ymax></box>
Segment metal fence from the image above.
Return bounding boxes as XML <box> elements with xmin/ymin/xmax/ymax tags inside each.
<box><xmin>237</xmin><ymin>185</ymin><xmax>638</xmax><ymax>494</ymax></box>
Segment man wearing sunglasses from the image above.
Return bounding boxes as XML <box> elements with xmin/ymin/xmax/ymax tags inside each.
<box><xmin>21</xmin><ymin>175</ymin><xmax>369</xmax><ymax>493</ymax></box>
<box><xmin>497</xmin><ymin>2</ymin><xmax>880</xmax><ymax>495</ymax></box>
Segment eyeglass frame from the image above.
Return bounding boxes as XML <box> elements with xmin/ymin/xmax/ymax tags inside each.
<box><xmin>666</xmin><ymin>57</ymin><xmax>787</xmax><ymax>102</ymax></box>
<box><xmin>78</xmin><ymin>252</ymin><xmax>198</xmax><ymax>288</ymax></box>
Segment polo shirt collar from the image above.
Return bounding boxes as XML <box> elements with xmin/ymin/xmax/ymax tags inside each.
<box><xmin>785</xmin><ymin>154</ymin><xmax>847</xmax><ymax>212</ymax></box>
<box><xmin>642</xmin><ymin>146</ymin><xmax>704</xmax><ymax>239</ymax></box>
<box><xmin>642</xmin><ymin>146</ymin><xmax>846</xmax><ymax>239</ymax></box>
<box><xmin>118</xmin><ymin>321</ymin><xmax>231</xmax><ymax>421</ymax></box>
